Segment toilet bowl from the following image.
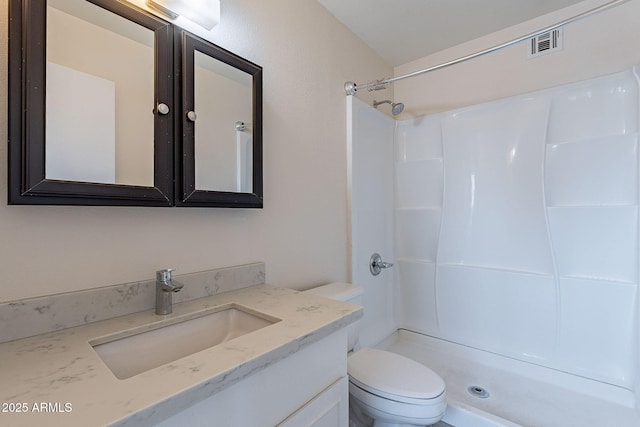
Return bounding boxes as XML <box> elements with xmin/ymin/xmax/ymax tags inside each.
<box><xmin>348</xmin><ymin>348</ymin><xmax>446</xmax><ymax>426</ymax></box>
<box><xmin>303</xmin><ymin>283</ymin><xmax>446</xmax><ymax>427</ymax></box>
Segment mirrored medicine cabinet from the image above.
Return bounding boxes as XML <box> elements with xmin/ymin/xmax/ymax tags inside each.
<box><xmin>8</xmin><ymin>0</ymin><xmax>263</xmax><ymax>207</ymax></box>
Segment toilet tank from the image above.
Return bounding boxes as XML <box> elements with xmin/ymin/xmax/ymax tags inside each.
<box><xmin>303</xmin><ymin>283</ymin><xmax>363</xmax><ymax>351</ymax></box>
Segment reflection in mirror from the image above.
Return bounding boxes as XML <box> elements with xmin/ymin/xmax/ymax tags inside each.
<box><xmin>235</xmin><ymin>121</ymin><xmax>253</xmax><ymax>193</ymax></box>
<box><xmin>193</xmin><ymin>51</ymin><xmax>253</xmax><ymax>193</ymax></box>
<box><xmin>46</xmin><ymin>0</ymin><xmax>155</xmax><ymax>186</ymax></box>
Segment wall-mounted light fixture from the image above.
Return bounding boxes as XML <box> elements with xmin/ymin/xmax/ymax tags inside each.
<box><xmin>146</xmin><ymin>0</ymin><xmax>220</xmax><ymax>30</ymax></box>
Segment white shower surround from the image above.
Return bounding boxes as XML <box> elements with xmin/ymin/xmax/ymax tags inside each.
<box><xmin>395</xmin><ymin>66</ymin><xmax>639</xmax><ymax>390</ymax></box>
<box><xmin>350</xmin><ymin>66</ymin><xmax>640</xmax><ymax>425</ymax></box>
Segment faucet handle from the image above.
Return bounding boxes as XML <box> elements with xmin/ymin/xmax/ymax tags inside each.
<box><xmin>156</xmin><ymin>268</ymin><xmax>176</xmax><ymax>282</ymax></box>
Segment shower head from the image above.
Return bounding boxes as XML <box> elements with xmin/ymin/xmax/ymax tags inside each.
<box><xmin>391</xmin><ymin>102</ymin><xmax>404</xmax><ymax>115</ymax></box>
<box><xmin>373</xmin><ymin>99</ymin><xmax>404</xmax><ymax>116</ymax></box>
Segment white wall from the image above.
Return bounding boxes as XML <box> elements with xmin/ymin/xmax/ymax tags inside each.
<box><xmin>0</xmin><ymin>0</ymin><xmax>392</xmax><ymax>302</ymax></box>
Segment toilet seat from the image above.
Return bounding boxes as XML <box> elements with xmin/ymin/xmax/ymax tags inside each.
<box><xmin>347</xmin><ymin>348</ymin><xmax>445</xmax><ymax>404</ymax></box>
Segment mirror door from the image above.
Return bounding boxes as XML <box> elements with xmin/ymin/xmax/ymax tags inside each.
<box><xmin>176</xmin><ymin>31</ymin><xmax>263</xmax><ymax>208</ymax></box>
<box><xmin>8</xmin><ymin>0</ymin><xmax>174</xmax><ymax>206</ymax></box>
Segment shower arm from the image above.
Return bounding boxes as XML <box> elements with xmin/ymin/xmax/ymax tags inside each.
<box><xmin>373</xmin><ymin>100</ymin><xmax>392</xmax><ymax>108</ymax></box>
<box><xmin>344</xmin><ymin>0</ymin><xmax>630</xmax><ymax>96</ymax></box>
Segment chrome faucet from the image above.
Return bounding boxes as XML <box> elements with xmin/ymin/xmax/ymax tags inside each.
<box><xmin>155</xmin><ymin>268</ymin><xmax>184</xmax><ymax>315</ymax></box>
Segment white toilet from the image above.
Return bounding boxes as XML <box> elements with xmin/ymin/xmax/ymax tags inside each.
<box><xmin>304</xmin><ymin>283</ymin><xmax>446</xmax><ymax>427</ymax></box>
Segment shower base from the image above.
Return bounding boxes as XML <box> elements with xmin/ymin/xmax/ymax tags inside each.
<box><xmin>376</xmin><ymin>329</ymin><xmax>639</xmax><ymax>427</ymax></box>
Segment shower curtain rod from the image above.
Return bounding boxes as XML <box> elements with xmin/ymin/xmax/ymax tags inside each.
<box><xmin>344</xmin><ymin>0</ymin><xmax>630</xmax><ymax>95</ymax></box>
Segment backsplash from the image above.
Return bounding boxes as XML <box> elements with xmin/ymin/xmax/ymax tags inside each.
<box><xmin>0</xmin><ymin>262</ymin><xmax>265</xmax><ymax>343</ymax></box>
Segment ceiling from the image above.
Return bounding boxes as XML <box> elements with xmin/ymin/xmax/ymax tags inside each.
<box><xmin>317</xmin><ymin>0</ymin><xmax>586</xmax><ymax>66</ymax></box>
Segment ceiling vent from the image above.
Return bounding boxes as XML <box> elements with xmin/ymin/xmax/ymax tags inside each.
<box><xmin>528</xmin><ymin>28</ymin><xmax>563</xmax><ymax>58</ymax></box>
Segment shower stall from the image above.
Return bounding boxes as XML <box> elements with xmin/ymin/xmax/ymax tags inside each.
<box><xmin>347</xmin><ymin>66</ymin><xmax>640</xmax><ymax>426</ymax></box>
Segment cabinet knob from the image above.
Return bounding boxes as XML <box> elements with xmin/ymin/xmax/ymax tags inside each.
<box><xmin>157</xmin><ymin>103</ymin><xmax>170</xmax><ymax>115</ymax></box>
<box><xmin>186</xmin><ymin>111</ymin><xmax>197</xmax><ymax>122</ymax></box>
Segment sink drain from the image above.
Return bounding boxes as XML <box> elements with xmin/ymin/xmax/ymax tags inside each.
<box><xmin>467</xmin><ymin>385</ymin><xmax>490</xmax><ymax>398</ymax></box>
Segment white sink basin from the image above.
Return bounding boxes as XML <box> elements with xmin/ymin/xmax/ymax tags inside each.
<box><xmin>90</xmin><ymin>304</ymin><xmax>280</xmax><ymax>379</ymax></box>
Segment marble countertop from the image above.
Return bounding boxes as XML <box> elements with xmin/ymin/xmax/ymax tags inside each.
<box><xmin>0</xmin><ymin>285</ymin><xmax>362</xmax><ymax>426</ymax></box>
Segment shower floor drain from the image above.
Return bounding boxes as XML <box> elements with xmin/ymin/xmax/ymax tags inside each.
<box><xmin>467</xmin><ymin>385</ymin><xmax>490</xmax><ymax>398</ymax></box>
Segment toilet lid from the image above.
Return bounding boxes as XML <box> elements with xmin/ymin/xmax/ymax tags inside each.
<box><xmin>348</xmin><ymin>348</ymin><xmax>445</xmax><ymax>401</ymax></box>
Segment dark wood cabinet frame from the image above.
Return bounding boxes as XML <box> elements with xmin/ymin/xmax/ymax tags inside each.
<box><xmin>8</xmin><ymin>0</ymin><xmax>174</xmax><ymax>206</ymax></box>
<box><xmin>175</xmin><ymin>31</ymin><xmax>263</xmax><ymax>208</ymax></box>
<box><xmin>7</xmin><ymin>0</ymin><xmax>263</xmax><ymax>208</ymax></box>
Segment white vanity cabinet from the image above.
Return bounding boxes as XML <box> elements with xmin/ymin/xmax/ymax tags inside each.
<box><xmin>278</xmin><ymin>377</ymin><xmax>348</xmax><ymax>427</ymax></box>
<box><xmin>157</xmin><ymin>328</ymin><xmax>349</xmax><ymax>426</ymax></box>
